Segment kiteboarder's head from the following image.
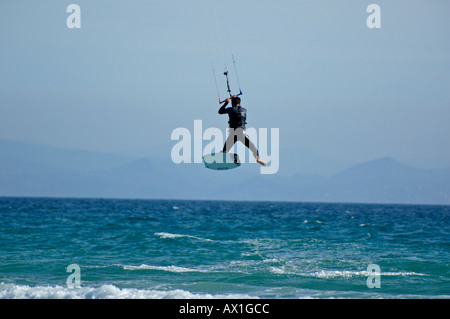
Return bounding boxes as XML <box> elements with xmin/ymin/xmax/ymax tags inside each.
<box><xmin>231</xmin><ymin>96</ymin><xmax>241</xmax><ymax>107</ymax></box>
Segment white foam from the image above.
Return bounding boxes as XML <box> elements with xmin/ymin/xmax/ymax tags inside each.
<box><xmin>154</xmin><ymin>232</ymin><xmax>193</xmax><ymax>239</ymax></box>
<box><xmin>0</xmin><ymin>283</ymin><xmax>255</xmax><ymax>299</ymax></box>
<box><xmin>154</xmin><ymin>232</ymin><xmax>212</xmax><ymax>241</ymax></box>
<box><xmin>309</xmin><ymin>270</ymin><xmax>428</xmax><ymax>279</ymax></box>
<box><xmin>378</xmin><ymin>271</ymin><xmax>428</xmax><ymax>277</ymax></box>
<box><xmin>268</xmin><ymin>268</ymin><xmax>428</xmax><ymax>278</ymax></box>
<box><xmin>310</xmin><ymin>270</ymin><xmax>368</xmax><ymax>279</ymax></box>
<box><xmin>86</xmin><ymin>262</ymin><xmax>254</xmax><ymax>274</ymax></box>
<box><xmin>269</xmin><ymin>267</ymin><xmax>287</xmax><ymax>275</ymax></box>
<box><xmin>122</xmin><ymin>264</ymin><xmax>210</xmax><ymax>273</ymax></box>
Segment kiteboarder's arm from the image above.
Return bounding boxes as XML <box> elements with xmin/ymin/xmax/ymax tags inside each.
<box><xmin>218</xmin><ymin>98</ymin><xmax>231</xmax><ymax>114</ymax></box>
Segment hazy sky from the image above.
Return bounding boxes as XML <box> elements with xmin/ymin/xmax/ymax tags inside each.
<box><xmin>1</xmin><ymin>0</ymin><xmax>449</xmax><ymax>169</ymax></box>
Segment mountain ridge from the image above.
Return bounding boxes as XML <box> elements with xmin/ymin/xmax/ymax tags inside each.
<box><xmin>1</xmin><ymin>139</ymin><xmax>449</xmax><ymax>205</ymax></box>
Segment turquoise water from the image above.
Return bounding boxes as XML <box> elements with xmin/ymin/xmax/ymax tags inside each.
<box><xmin>0</xmin><ymin>197</ymin><xmax>449</xmax><ymax>298</ymax></box>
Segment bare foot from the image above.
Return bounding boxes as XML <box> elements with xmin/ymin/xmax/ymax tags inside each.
<box><xmin>256</xmin><ymin>156</ymin><xmax>267</xmax><ymax>166</ymax></box>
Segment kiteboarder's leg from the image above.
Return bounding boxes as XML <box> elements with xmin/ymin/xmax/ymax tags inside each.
<box><xmin>242</xmin><ymin>133</ymin><xmax>267</xmax><ymax>166</ymax></box>
<box><xmin>232</xmin><ymin>128</ymin><xmax>267</xmax><ymax>167</ymax></box>
<box><xmin>222</xmin><ymin>128</ymin><xmax>238</xmax><ymax>153</ymax></box>
<box><xmin>223</xmin><ymin>128</ymin><xmax>267</xmax><ymax>167</ymax></box>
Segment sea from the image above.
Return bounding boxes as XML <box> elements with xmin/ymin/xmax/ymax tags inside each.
<box><xmin>0</xmin><ymin>197</ymin><xmax>449</xmax><ymax>299</ymax></box>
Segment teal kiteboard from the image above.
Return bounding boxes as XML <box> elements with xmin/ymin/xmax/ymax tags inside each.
<box><xmin>202</xmin><ymin>152</ymin><xmax>241</xmax><ymax>170</ymax></box>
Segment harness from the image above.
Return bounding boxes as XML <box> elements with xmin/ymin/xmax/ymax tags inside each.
<box><xmin>228</xmin><ymin>106</ymin><xmax>247</xmax><ymax>129</ymax></box>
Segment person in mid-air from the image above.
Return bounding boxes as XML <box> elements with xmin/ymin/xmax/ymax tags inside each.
<box><xmin>219</xmin><ymin>95</ymin><xmax>267</xmax><ymax>166</ymax></box>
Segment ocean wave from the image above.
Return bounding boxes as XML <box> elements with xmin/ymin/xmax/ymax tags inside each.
<box><xmin>77</xmin><ymin>263</ymin><xmax>214</xmax><ymax>274</ymax></box>
<box><xmin>0</xmin><ymin>283</ymin><xmax>255</xmax><ymax>299</ymax></box>
<box><xmin>154</xmin><ymin>232</ymin><xmax>212</xmax><ymax>242</ymax></box>
<box><xmin>72</xmin><ymin>262</ymin><xmax>431</xmax><ymax>279</ymax></box>
<box><xmin>124</xmin><ymin>258</ymin><xmax>286</xmax><ymax>275</ymax></box>
<box><xmin>309</xmin><ymin>270</ymin><xmax>428</xmax><ymax>279</ymax></box>
<box><xmin>269</xmin><ymin>268</ymin><xmax>428</xmax><ymax>278</ymax></box>
<box><xmin>122</xmin><ymin>264</ymin><xmax>211</xmax><ymax>273</ymax></box>
<box><xmin>85</xmin><ymin>262</ymin><xmax>262</xmax><ymax>274</ymax></box>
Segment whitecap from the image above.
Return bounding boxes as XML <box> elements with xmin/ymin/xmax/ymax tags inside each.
<box><xmin>308</xmin><ymin>270</ymin><xmax>428</xmax><ymax>279</ymax></box>
<box><xmin>154</xmin><ymin>232</ymin><xmax>212</xmax><ymax>242</ymax></box>
<box><xmin>0</xmin><ymin>283</ymin><xmax>255</xmax><ymax>299</ymax></box>
<box><xmin>122</xmin><ymin>264</ymin><xmax>210</xmax><ymax>273</ymax></box>
<box><xmin>268</xmin><ymin>268</ymin><xmax>428</xmax><ymax>278</ymax></box>
<box><xmin>154</xmin><ymin>232</ymin><xmax>194</xmax><ymax>239</ymax></box>
<box><xmin>269</xmin><ymin>266</ymin><xmax>287</xmax><ymax>275</ymax></box>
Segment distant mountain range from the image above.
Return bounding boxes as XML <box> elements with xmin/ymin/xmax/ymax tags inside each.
<box><xmin>1</xmin><ymin>139</ymin><xmax>449</xmax><ymax>205</ymax></box>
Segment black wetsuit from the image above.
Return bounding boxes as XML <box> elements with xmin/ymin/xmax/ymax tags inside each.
<box><xmin>218</xmin><ymin>101</ymin><xmax>259</xmax><ymax>158</ymax></box>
